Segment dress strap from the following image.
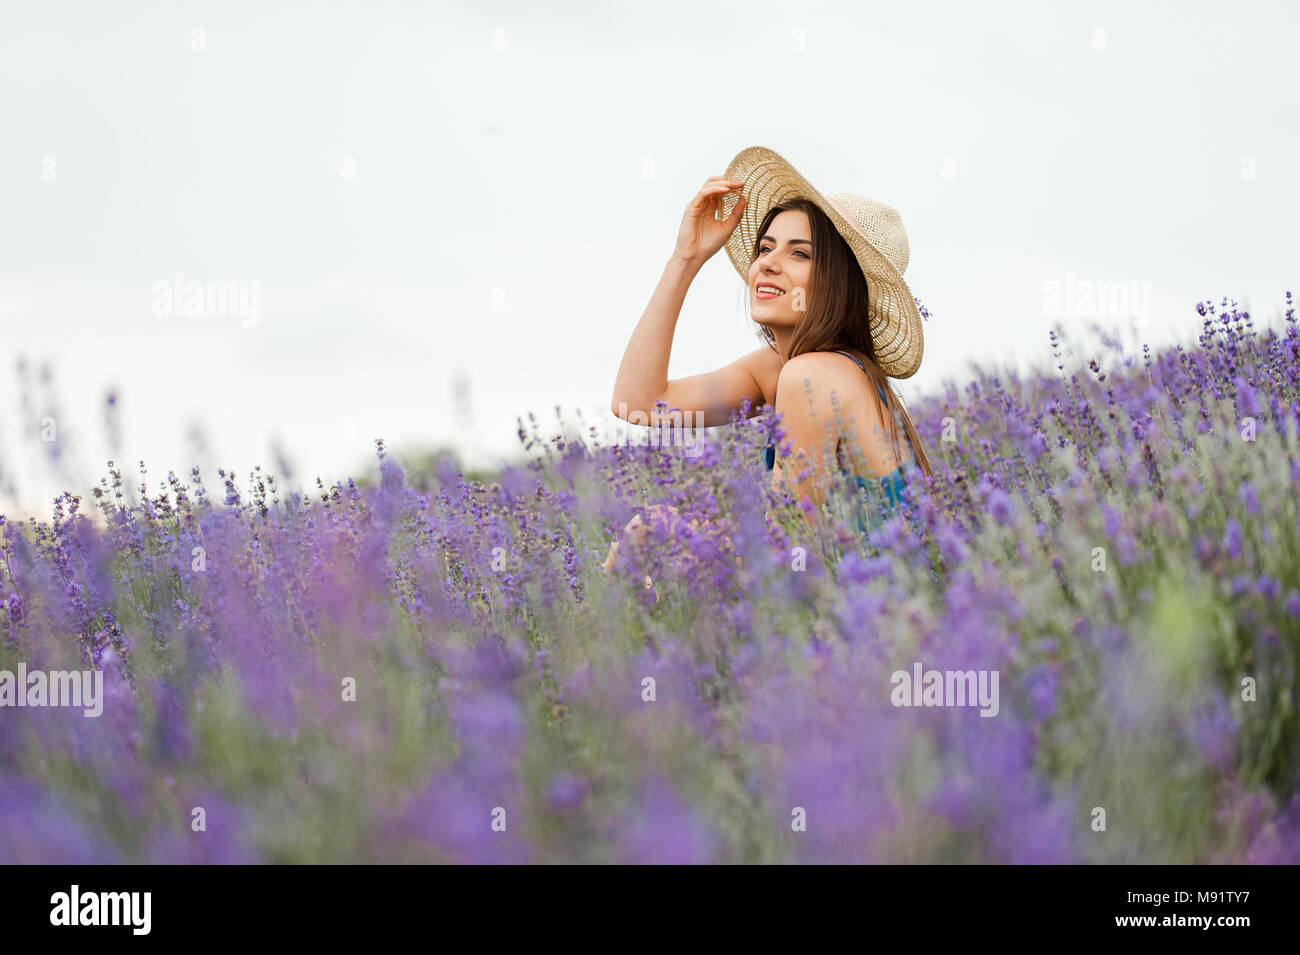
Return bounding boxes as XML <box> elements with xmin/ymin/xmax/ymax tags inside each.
<box><xmin>833</xmin><ymin>350</ymin><xmax>888</xmax><ymax>403</ymax></box>
<box><xmin>833</xmin><ymin>350</ymin><xmax>868</xmax><ymax>374</ymax></box>
<box><xmin>832</xmin><ymin>350</ymin><xmax>915</xmax><ymax>469</ymax></box>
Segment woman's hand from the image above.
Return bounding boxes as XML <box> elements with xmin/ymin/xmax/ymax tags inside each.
<box><xmin>600</xmin><ymin>504</ymin><xmax>743</xmax><ymax>579</ymax></box>
<box><xmin>600</xmin><ymin>509</ymin><xmax>652</xmax><ymax>575</ymax></box>
<box><xmin>600</xmin><ymin>504</ymin><xmax>685</xmax><ymax>574</ymax></box>
<box><xmin>673</xmin><ymin>176</ymin><xmax>747</xmax><ymax>267</ymax></box>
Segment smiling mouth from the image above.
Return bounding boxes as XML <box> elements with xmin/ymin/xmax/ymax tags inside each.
<box><xmin>755</xmin><ymin>285</ymin><xmax>786</xmax><ymax>299</ymax></box>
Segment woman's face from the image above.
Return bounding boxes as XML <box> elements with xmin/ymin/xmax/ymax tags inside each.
<box><xmin>749</xmin><ymin>208</ymin><xmax>813</xmax><ymax>330</ymax></box>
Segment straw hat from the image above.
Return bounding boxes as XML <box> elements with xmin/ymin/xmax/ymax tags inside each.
<box><xmin>719</xmin><ymin>145</ymin><xmax>925</xmax><ymax>379</ymax></box>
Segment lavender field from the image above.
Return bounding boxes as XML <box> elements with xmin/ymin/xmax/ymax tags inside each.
<box><xmin>2</xmin><ymin>296</ymin><xmax>1299</xmax><ymax>864</ymax></box>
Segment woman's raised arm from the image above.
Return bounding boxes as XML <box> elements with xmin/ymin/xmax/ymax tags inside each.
<box><xmin>610</xmin><ymin>176</ymin><xmax>771</xmax><ymax>428</ymax></box>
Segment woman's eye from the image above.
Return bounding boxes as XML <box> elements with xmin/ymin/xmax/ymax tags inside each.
<box><xmin>758</xmin><ymin>245</ymin><xmax>808</xmax><ymax>259</ymax></box>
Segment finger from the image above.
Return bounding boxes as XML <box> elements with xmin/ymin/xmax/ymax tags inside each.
<box><xmin>688</xmin><ymin>185</ymin><xmax>742</xmax><ymax>213</ymax></box>
<box><xmin>693</xmin><ymin>184</ymin><xmax>743</xmax><ymax>204</ymax></box>
<box><xmin>721</xmin><ymin>191</ymin><xmax>747</xmax><ymax>225</ymax></box>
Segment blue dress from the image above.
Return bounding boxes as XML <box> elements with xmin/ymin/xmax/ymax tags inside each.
<box><xmin>763</xmin><ymin>350</ymin><xmax>917</xmax><ymax>536</ymax></box>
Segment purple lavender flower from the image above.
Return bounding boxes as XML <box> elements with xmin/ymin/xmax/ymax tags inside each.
<box><xmin>1222</xmin><ymin>518</ymin><xmax>1243</xmax><ymax>560</ymax></box>
<box><xmin>615</xmin><ymin>775</ymin><xmax>721</xmax><ymax>864</ymax></box>
<box><xmin>545</xmin><ymin>772</ymin><xmax>589</xmax><ymax>811</ymax></box>
<box><xmin>140</xmin><ymin>789</ymin><xmax>262</xmax><ymax>864</ymax></box>
<box><xmin>1025</xmin><ymin>665</ymin><xmax>1061</xmax><ymax>720</ymax></box>
<box><xmin>1101</xmin><ymin>503</ymin><xmax>1122</xmax><ymax>540</ymax></box>
<box><xmin>988</xmin><ymin>489</ymin><xmax>1013</xmax><ymax>524</ymax></box>
<box><xmin>151</xmin><ymin>680</ymin><xmax>192</xmax><ymax>764</ymax></box>
<box><xmin>1190</xmin><ymin>698</ymin><xmax>1237</xmax><ymax>775</ymax></box>
<box><xmin>1235</xmin><ymin>376</ymin><xmax>1262</xmax><ymax>418</ymax></box>
<box><xmin>393</xmin><ymin>772</ymin><xmax>532</xmax><ymax>864</ymax></box>
<box><xmin>1240</xmin><ymin>482</ymin><xmax>1259</xmax><ymax>516</ymax></box>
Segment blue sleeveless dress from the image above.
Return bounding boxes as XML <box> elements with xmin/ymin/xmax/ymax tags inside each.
<box><xmin>763</xmin><ymin>350</ymin><xmax>916</xmax><ymax>536</ymax></box>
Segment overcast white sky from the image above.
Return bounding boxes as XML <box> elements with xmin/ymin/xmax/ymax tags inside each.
<box><xmin>2</xmin><ymin>0</ymin><xmax>1297</xmax><ymax>517</ymax></box>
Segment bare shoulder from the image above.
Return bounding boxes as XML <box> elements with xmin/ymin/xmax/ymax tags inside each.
<box><xmin>776</xmin><ymin>351</ymin><xmax>861</xmax><ymax>396</ymax></box>
<box><xmin>775</xmin><ymin>351</ymin><xmax>886</xmax><ymax>438</ymax></box>
<box><xmin>736</xmin><ymin>344</ymin><xmax>783</xmax><ymax>407</ymax></box>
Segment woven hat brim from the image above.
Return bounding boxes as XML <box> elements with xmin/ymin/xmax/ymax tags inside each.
<box><xmin>719</xmin><ymin>145</ymin><xmax>924</xmax><ymax>379</ymax></box>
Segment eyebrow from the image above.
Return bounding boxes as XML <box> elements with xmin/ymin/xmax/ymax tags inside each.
<box><xmin>759</xmin><ymin>235</ymin><xmax>813</xmax><ymax>247</ymax></box>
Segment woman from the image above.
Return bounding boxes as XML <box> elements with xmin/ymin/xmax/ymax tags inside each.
<box><xmin>602</xmin><ymin>146</ymin><xmax>932</xmax><ymax>575</ymax></box>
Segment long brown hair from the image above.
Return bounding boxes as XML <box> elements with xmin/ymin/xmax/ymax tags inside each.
<box><xmin>750</xmin><ymin>197</ymin><xmax>933</xmax><ymax>480</ymax></box>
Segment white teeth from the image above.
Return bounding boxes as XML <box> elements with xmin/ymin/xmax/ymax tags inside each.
<box><xmin>757</xmin><ymin>286</ymin><xmax>785</xmax><ymax>295</ymax></box>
